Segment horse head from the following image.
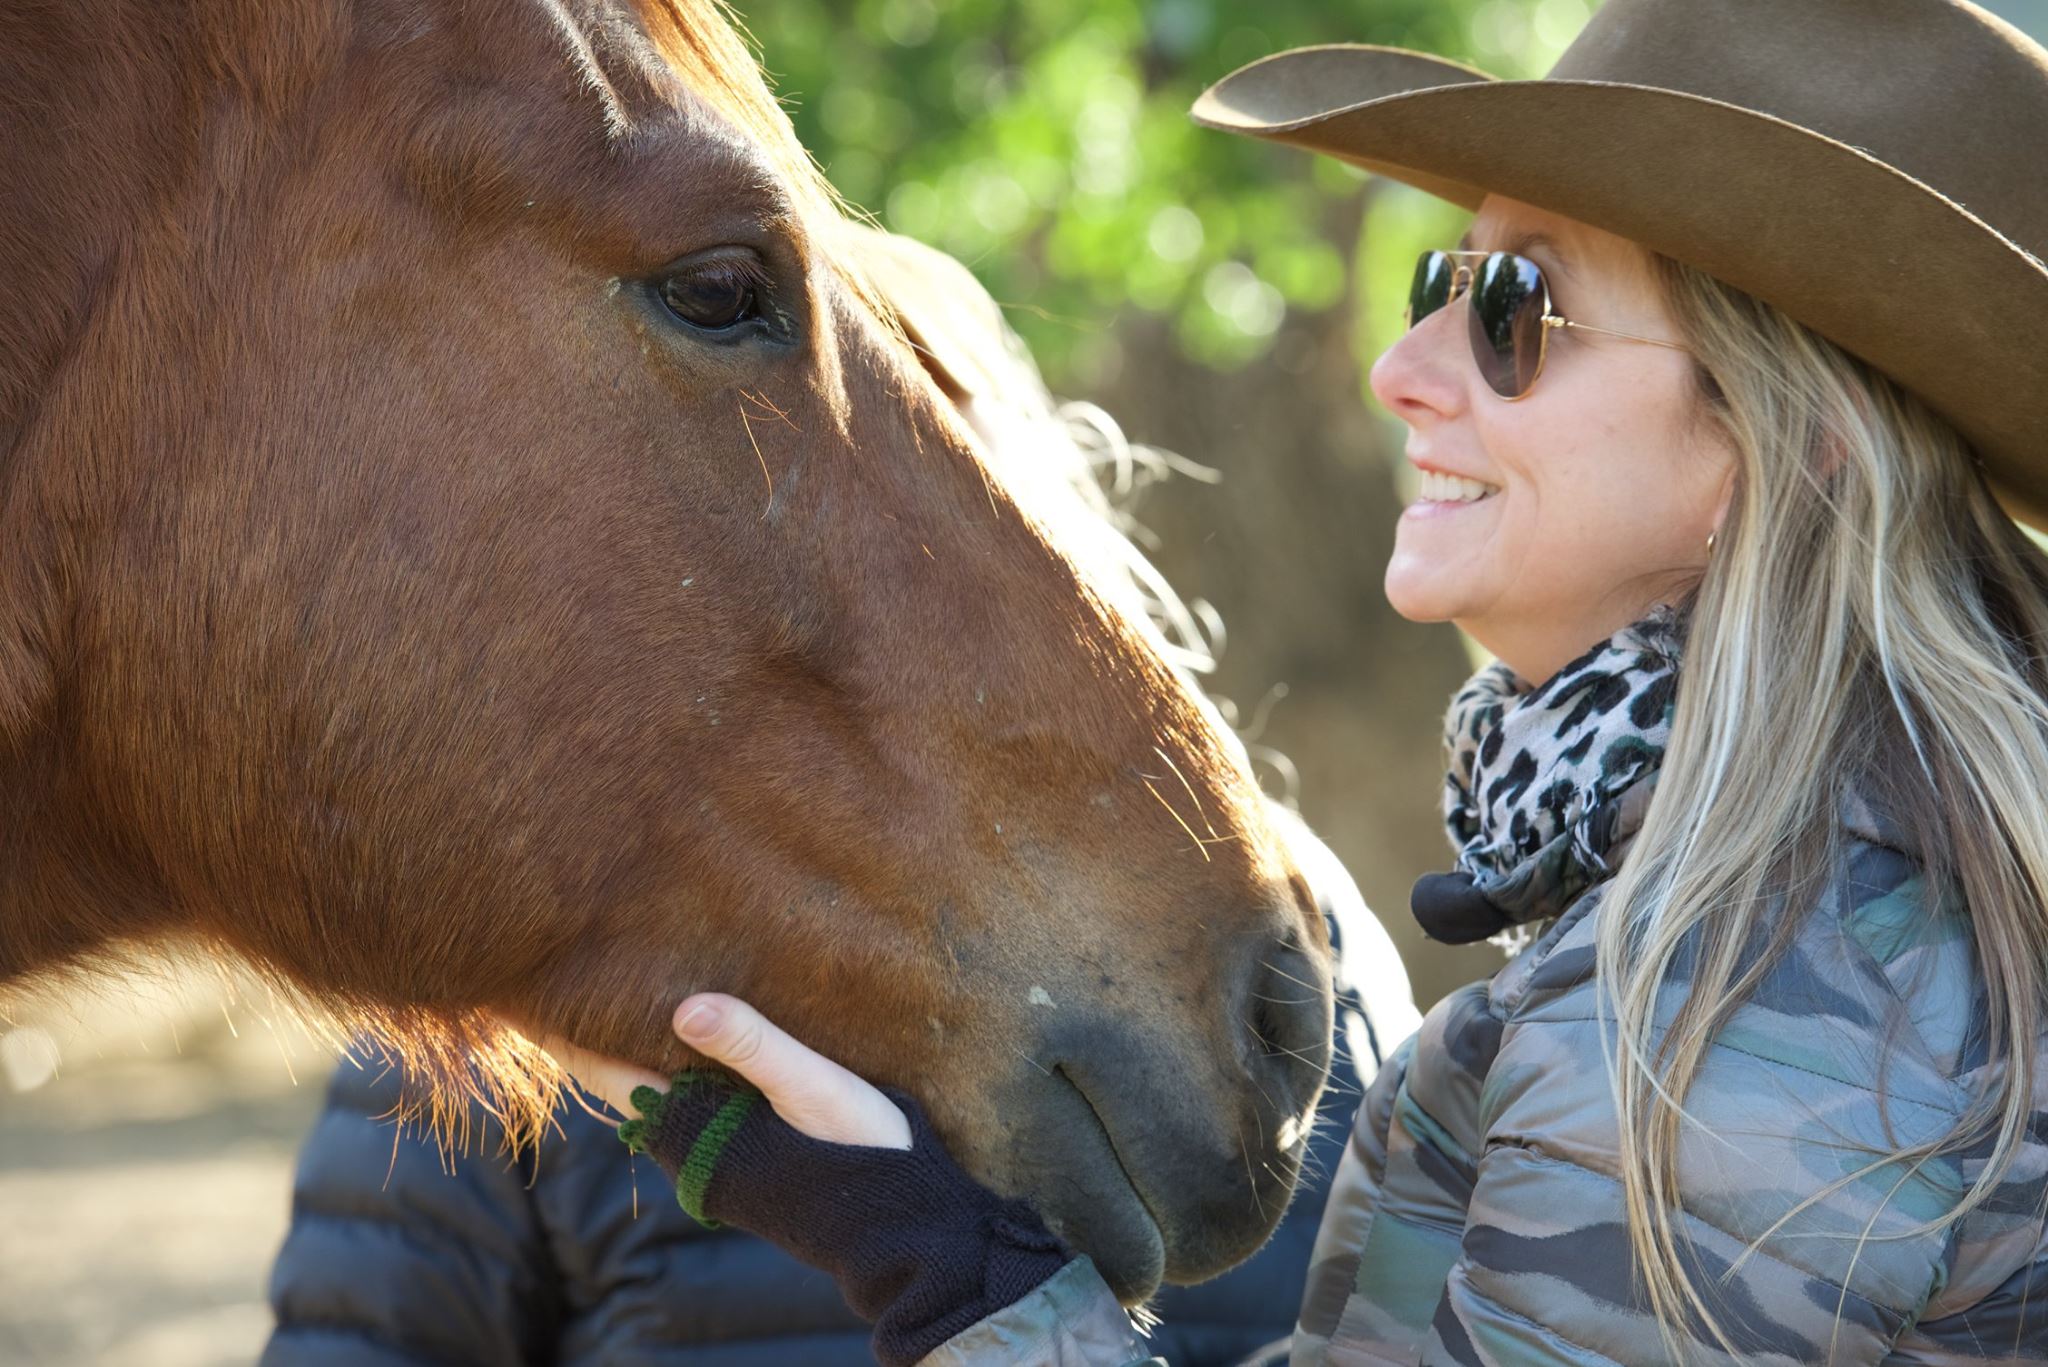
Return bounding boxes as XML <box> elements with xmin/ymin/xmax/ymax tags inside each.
<box><xmin>0</xmin><ymin>0</ymin><xmax>1334</xmax><ymax>1298</ymax></box>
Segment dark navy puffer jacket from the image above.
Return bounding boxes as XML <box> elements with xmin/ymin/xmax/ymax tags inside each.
<box><xmin>263</xmin><ymin>1029</ymin><xmax>1366</xmax><ymax>1367</ymax></box>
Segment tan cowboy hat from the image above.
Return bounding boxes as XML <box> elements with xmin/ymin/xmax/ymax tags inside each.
<box><xmin>1191</xmin><ymin>0</ymin><xmax>2048</xmax><ymax>530</ymax></box>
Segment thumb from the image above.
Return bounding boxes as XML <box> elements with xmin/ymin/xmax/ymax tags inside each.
<box><xmin>674</xmin><ymin>993</ymin><xmax>911</xmax><ymax>1150</ymax></box>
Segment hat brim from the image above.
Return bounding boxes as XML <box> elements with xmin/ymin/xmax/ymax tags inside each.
<box><xmin>1194</xmin><ymin>45</ymin><xmax>2048</xmax><ymax>531</ymax></box>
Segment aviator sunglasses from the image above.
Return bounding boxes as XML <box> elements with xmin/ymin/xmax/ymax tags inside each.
<box><xmin>1403</xmin><ymin>248</ymin><xmax>1689</xmax><ymax>400</ymax></box>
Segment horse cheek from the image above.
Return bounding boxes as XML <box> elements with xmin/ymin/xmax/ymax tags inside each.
<box><xmin>0</xmin><ymin>542</ymin><xmax>58</xmax><ymax>745</ymax></box>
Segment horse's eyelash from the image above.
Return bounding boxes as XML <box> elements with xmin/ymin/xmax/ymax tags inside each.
<box><xmin>687</xmin><ymin>253</ymin><xmax>772</xmax><ymax>289</ymax></box>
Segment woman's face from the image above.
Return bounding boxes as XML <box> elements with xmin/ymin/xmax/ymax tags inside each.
<box><xmin>1369</xmin><ymin>195</ymin><xmax>1738</xmax><ymax>686</ymax></box>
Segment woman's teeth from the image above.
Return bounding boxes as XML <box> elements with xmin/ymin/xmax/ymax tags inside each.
<box><xmin>1416</xmin><ymin>470</ymin><xmax>1501</xmax><ymax>504</ymax></box>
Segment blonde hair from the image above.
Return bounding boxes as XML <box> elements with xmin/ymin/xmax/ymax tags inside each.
<box><xmin>1599</xmin><ymin>252</ymin><xmax>2048</xmax><ymax>1359</ymax></box>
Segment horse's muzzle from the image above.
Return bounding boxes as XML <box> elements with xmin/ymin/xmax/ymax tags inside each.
<box><xmin>993</xmin><ymin>925</ymin><xmax>1334</xmax><ymax>1301</ymax></box>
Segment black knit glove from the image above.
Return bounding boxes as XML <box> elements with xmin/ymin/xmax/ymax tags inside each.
<box><xmin>617</xmin><ymin>1070</ymin><xmax>1077</xmax><ymax>1366</ymax></box>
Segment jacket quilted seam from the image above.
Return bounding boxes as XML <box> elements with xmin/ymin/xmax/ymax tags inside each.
<box><xmin>1472</xmin><ymin>1138</ymin><xmax>1937</xmax><ymax>1324</ymax></box>
<box><xmin>1436</xmin><ymin>1262</ymin><xmax>1634</xmax><ymax>1367</ymax></box>
<box><xmin>1492</xmin><ymin>1011</ymin><xmax>1963</xmax><ymax>1119</ymax></box>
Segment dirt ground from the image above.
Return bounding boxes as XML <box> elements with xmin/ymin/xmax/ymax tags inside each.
<box><xmin>0</xmin><ymin>969</ymin><xmax>331</xmax><ymax>1367</ymax></box>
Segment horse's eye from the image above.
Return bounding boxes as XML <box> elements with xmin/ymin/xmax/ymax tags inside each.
<box><xmin>658</xmin><ymin>258</ymin><xmax>765</xmax><ymax>332</ymax></box>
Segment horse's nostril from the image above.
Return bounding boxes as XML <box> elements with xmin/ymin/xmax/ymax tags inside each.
<box><xmin>1250</xmin><ymin>993</ymin><xmax>1277</xmax><ymax>1055</ymax></box>
<box><xmin>1238</xmin><ymin>929</ymin><xmax>1334</xmax><ymax>1108</ymax></box>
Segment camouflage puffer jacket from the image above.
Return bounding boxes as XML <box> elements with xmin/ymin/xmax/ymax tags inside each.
<box><xmin>1289</xmin><ymin>766</ymin><xmax>2048</xmax><ymax>1365</ymax></box>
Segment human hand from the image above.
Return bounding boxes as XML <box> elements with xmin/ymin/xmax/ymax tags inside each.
<box><xmin>541</xmin><ymin>995</ymin><xmax>1071</xmax><ymax>1367</ymax></box>
<box><xmin>541</xmin><ymin>993</ymin><xmax>911</xmax><ymax>1149</ymax></box>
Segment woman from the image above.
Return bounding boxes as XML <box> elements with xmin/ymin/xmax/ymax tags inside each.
<box><xmin>562</xmin><ymin>1</ymin><xmax>2048</xmax><ymax>1362</ymax></box>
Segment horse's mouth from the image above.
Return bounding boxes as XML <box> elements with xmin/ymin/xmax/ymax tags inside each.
<box><xmin>1031</xmin><ymin>1064</ymin><xmax>1166</xmax><ymax>1303</ymax></box>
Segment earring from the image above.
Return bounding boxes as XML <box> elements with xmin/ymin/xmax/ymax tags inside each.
<box><xmin>1706</xmin><ymin>531</ymin><xmax>1718</xmax><ymax>554</ymax></box>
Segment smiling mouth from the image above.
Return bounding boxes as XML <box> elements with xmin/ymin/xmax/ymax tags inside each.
<box><xmin>1409</xmin><ymin>467</ymin><xmax>1507</xmax><ymax>506</ymax></box>
<box><xmin>1407</xmin><ymin>489</ymin><xmax>1499</xmax><ymax>512</ymax></box>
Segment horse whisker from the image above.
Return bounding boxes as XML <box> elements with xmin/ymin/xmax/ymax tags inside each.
<box><xmin>1258</xmin><ymin>957</ymin><xmax>1323</xmax><ymax>994</ymax></box>
<box><xmin>1234</xmin><ymin>1015</ymin><xmax>1282</xmax><ymax>1112</ymax></box>
<box><xmin>1142</xmin><ymin>778</ymin><xmax>1211</xmax><ymax>862</ymax></box>
<box><xmin>737</xmin><ymin>403</ymin><xmax>774</xmax><ymax>518</ymax></box>
<box><xmin>566</xmin><ymin>1081</ymin><xmax>623</xmax><ymax>1130</ymax></box>
<box><xmin>1153</xmin><ymin>744</ymin><xmax>1220</xmax><ymax>840</ymax></box>
<box><xmin>1236</xmin><ymin>1120</ymin><xmax>1267</xmax><ymax>1223</ymax></box>
<box><xmin>1264</xmin><ymin>1037</ymin><xmax>1327</xmax><ymax>1070</ymax></box>
<box><xmin>739</xmin><ymin>388</ymin><xmax>799</xmax><ymax>430</ymax></box>
<box><xmin>1012</xmin><ymin>1046</ymin><xmax>1052</xmax><ymax>1077</ymax></box>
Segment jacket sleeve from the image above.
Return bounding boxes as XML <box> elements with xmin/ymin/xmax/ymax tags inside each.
<box><xmin>1882</xmin><ymin>1206</ymin><xmax>2048</xmax><ymax>1364</ymax></box>
<box><xmin>1298</xmin><ymin>984</ymin><xmax>1491</xmax><ymax>1367</ymax></box>
<box><xmin>914</xmin><ymin>1257</ymin><xmax>1164</xmax><ymax>1367</ymax></box>
<box><xmin>1289</xmin><ymin>1027</ymin><xmax>1420</xmax><ymax>1365</ymax></box>
<box><xmin>1884</xmin><ymin>1252</ymin><xmax>2048</xmax><ymax>1365</ymax></box>
<box><xmin>261</xmin><ymin>1056</ymin><xmax>559</xmax><ymax>1366</ymax></box>
<box><xmin>1413</xmin><ymin>875</ymin><xmax>2032</xmax><ymax>1367</ymax></box>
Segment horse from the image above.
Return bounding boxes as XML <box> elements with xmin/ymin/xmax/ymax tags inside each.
<box><xmin>0</xmin><ymin>0</ymin><xmax>1335</xmax><ymax>1301</ymax></box>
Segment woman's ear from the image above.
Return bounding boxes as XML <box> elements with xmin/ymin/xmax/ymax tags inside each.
<box><xmin>1694</xmin><ymin>403</ymin><xmax>1741</xmax><ymax>546</ymax></box>
<box><xmin>1709</xmin><ymin>464</ymin><xmax>1738</xmax><ymax>543</ymax></box>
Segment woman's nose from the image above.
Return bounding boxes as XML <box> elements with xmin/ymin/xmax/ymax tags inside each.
<box><xmin>1368</xmin><ymin>299</ymin><xmax>1467</xmax><ymax>424</ymax></box>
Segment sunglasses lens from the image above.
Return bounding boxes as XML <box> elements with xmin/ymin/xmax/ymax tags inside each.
<box><xmin>1404</xmin><ymin>250</ymin><xmax>1453</xmax><ymax>329</ymax></box>
<box><xmin>1468</xmin><ymin>253</ymin><xmax>1548</xmax><ymax>398</ymax></box>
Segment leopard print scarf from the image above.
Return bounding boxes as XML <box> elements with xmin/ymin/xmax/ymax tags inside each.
<box><xmin>1412</xmin><ymin>599</ymin><xmax>1689</xmax><ymax>947</ymax></box>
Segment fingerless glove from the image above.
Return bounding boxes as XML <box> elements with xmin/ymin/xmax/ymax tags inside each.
<box><xmin>618</xmin><ymin>1071</ymin><xmax>1076</xmax><ymax>1366</ymax></box>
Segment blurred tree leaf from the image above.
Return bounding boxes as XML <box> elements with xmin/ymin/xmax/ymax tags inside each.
<box><xmin>738</xmin><ymin>0</ymin><xmax>1579</xmax><ymax>386</ymax></box>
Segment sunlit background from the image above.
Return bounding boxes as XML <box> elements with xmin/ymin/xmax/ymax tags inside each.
<box><xmin>6</xmin><ymin>1</ymin><xmax>2046</xmax><ymax>1361</ymax></box>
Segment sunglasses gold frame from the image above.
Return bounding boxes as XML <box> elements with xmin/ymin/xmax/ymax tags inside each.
<box><xmin>1402</xmin><ymin>248</ymin><xmax>1690</xmax><ymax>402</ymax></box>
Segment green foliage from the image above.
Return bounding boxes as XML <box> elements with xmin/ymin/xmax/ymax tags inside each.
<box><xmin>738</xmin><ymin>0</ymin><xmax>1580</xmax><ymax>384</ymax></box>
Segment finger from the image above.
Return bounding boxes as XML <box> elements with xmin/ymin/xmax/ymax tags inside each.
<box><xmin>675</xmin><ymin>993</ymin><xmax>911</xmax><ymax>1149</ymax></box>
<box><xmin>540</xmin><ymin>1033</ymin><xmax>667</xmax><ymax>1126</ymax></box>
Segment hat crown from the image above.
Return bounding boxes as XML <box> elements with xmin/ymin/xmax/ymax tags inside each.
<box><xmin>1549</xmin><ymin>0</ymin><xmax>2048</xmax><ymax>260</ymax></box>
